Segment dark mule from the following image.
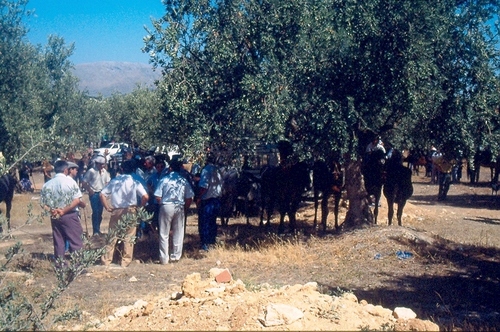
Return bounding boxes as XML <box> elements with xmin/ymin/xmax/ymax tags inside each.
<box><xmin>234</xmin><ymin>170</ymin><xmax>260</xmax><ymax>224</ymax></box>
<box><xmin>312</xmin><ymin>160</ymin><xmax>343</xmax><ymax>232</ymax></box>
<box><xmin>469</xmin><ymin>150</ymin><xmax>499</xmax><ymax>184</ymax></box>
<box><xmin>260</xmin><ymin>161</ymin><xmax>311</xmax><ymax>234</ymax></box>
<box><xmin>219</xmin><ymin>167</ymin><xmax>260</xmax><ymax>226</ymax></box>
<box><xmin>406</xmin><ymin>149</ymin><xmax>430</xmax><ymax>177</ymax></box>
<box><xmin>219</xmin><ymin>166</ymin><xmax>239</xmax><ymax>226</ymax></box>
<box><xmin>383</xmin><ymin>150</ymin><xmax>413</xmax><ymax>226</ymax></box>
<box><xmin>362</xmin><ymin>149</ymin><xmax>387</xmax><ymax>224</ymax></box>
<box><xmin>0</xmin><ymin>174</ymin><xmax>16</xmax><ymax>233</ymax></box>
<box><xmin>259</xmin><ymin>165</ymin><xmax>277</xmax><ymax>228</ymax></box>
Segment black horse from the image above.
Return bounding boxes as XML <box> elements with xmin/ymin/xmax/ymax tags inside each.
<box><xmin>383</xmin><ymin>150</ymin><xmax>413</xmax><ymax>226</ymax></box>
<box><xmin>362</xmin><ymin>148</ymin><xmax>387</xmax><ymax>224</ymax></box>
<box><xmin>312</xmin><ymin>160</ymin><xmax>343</xmax><ymax>232</ymax></box>
<box><xmin>260</xmin><ymin>160</ymin><xmax>311</xmax><ymax>234</ymax></box>
<box><xmin>0</xmin><ymin>174</ymin><xmax>16</xmax><ymax>233</ymax></box>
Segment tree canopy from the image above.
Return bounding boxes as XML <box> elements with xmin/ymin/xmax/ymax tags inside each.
<box><xmin>145</xmin><ymin>0</ymin><xmax>500</xmax><ymax>225</ymax></box>
<box><xmin>145</xmin><ymin>0</ymin><xmax>500</xmax><ymax>156</ymax></box>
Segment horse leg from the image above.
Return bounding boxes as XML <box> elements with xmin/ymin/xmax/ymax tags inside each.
<box><xmin>333</xmin><ymin>192</ymin><xmax>341</xmax><ymax>230</ymax></box>
<box><xmin>245</xmin><ymin>198</ymin><xmax>251</xmax><ymax>225</ymax></box>
<box><xmin>313</xmin><ymin>190</ymin><xmax>319</xmax><ymax>229</ymax></box>
<box><xmin>278</xmin><ymin>212</ymin><xmax>286</xmax><ymax>234</ymax></box>
<box><xmin>397</xmin><ymin>200</ymin><xmax>407</xmax><ymax>226</ymax></box>
<box><xmin>260</xmin><ymin>197</ymin><xmax>271</xmax><ymax>228</ymax></box>
<box><xmin>321</xmin><ymin>192</ymin><xmax>329</xmax><ymax>233</ymax></box>
<box><xmin>259</xmin><ymin>200</ymin><xmax>265</xmax><ymax>227</ymax></box>
<box><xmin>289</xmin><ymin>211</ymin><xmax>297</xmax><ymax>233</ymax></box>
<box><xmin>387</xmin><ymin>198</ymin><xmax>394</xmax><ymax>226</ymax></box>
<box><xmin>373</xmin><ymin>192</ymin><xmax>381</xmax><ymax>224</ymax></box>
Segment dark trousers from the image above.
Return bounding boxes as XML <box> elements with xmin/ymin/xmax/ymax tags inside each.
<box><xmin>51</xmin><ymin>211</ymin><xmax>83</xmax><ymax>259</ymax></box>
<box><xmin>90</xmin><ymin>192</ymin><xmax>103</xmax><ymax>235</ymax></box>
<box><xmin>438</xmin><ymin>172</ymin><xmax>452</xmax><ymax>200</ymax></box>
<box><xmin>198</xmin><ymin>198</ymin><xmax>220</xmax><ymax>246</ymax></box>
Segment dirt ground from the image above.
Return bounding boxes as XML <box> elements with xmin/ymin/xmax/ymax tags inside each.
<box><xmin>1</xmin><ymin>167</ymin><xmax>500</xmax><ymax>331</ymax></box>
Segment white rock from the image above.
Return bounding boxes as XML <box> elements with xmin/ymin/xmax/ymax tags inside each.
<box><xmin>393</xmin><ymin>307</ymin><xmax>417</xmax><ymax>319</ymax></box>
<box><xmin>171</xmin><ymin>292</ymin><xmax>183</xmax><ymax>300</ymax></box>
<box><xmin>133</xmin><ymin>299</ymin><xmax>148</xmax><ymax>309</ymax></box>
<box><xmin>302</xmin><ymin>282</ymin><xmax>318</xmax><ymax>292</ymax></box>
<box><xmin>205</xmin><ymin>286</ymin><xmax>226</xmax><ymax>295</ymax></box>
<box><xmin>113</xmin><ymin>305</ymin><xmax>134</xmax><ymax>317</ymax></box>
<box><xmin>213</xmin><ymin>298</ymin><xmax>225</xmax><ymax>306</ymax></box>
<box><xmin>259</xmin><ymin>303</ymin><xmax>304</xmax><ymax>327</ymax></box>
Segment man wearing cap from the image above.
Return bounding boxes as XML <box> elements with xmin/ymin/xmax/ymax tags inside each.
<box><xmin>82</xmin><ymin>155</ymin><xmax>110</xmax><ymax>236</ymax></box>
<box><xmin>196</xmin><ymin>152</ymin><xmax>222</xmax><ymax>251</ymax></box>
<box><xmin>67</xmin><ymin>161</ymin><xmax>79</xmax><ymax>181</ymax></box>
<box><xmin>65</xmin><ymin>161</ymin><xmax>86</xmax><ymax>251</ymax></box>
<box><xmin>40</xmin><ymin>160</ymin><xmax>85</xmax><ymax>262</ymax></box>
<box><xmin>99</xmin><ymin>160</ymin><xmax>149</xmax><ymax>267</ymax></box>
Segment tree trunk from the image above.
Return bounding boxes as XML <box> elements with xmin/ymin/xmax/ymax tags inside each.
<box><xmin>342</xmin><ymin>159</ymin><xmax>373</xmax><ymax>229</ymax></box>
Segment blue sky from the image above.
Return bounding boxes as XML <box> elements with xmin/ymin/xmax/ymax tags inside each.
<box><xmin>25</xmin><ymin>0</ymin><xmax>165</xmax><ymax>64</ymax></box>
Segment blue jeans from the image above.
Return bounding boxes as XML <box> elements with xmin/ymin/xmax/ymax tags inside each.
<box><xmin>90</xmin><ymin>192</ymin><xmax>103</xmax><ymax>235</ymax></box>
<box><xmin>198</xmin><ymin>198</ymin><xmax>220</xmax><ymax>248</ymax></box>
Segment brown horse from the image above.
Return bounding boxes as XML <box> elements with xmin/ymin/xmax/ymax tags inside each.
<box><xmin>313</xmin><ymin>159</ymin><xmax>343</xmax><ymax>232</ymax></box>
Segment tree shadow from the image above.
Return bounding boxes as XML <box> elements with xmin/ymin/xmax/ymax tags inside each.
<box><xmin>410</xmin><ymin>191</ymin><xmax>500</xmax><ymax>211</ymax></box>
<box><xmin>463</xmin><ymin>216</ymin><xmax>500</xmax><ymax>226</ymax></box>
<box><xmin>318</xmin><ymin>235</ymin><xmax>500</xmax><ymax>330</ymax></box>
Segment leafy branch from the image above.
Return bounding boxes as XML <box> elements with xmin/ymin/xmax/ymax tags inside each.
<box><xmin>0</xmin><ymin>206</ymin><xmax>152</xmax><ymax>330</ymax></box>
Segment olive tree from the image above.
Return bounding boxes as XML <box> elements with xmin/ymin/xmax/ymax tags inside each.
<box><xmin>0</xmin><ymin>0</ymin><xmax>90</xmax><ymax>164</ymax></box>
<box><xmin>145</xmin><ymin>0</ymin><xmax>500</xmax><ymax>228</ymax></box>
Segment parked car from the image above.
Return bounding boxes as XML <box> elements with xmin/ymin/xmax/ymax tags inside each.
<box><xmin>94</xmin><ymin>142</ymin><xmax>129</xmax><ymax>162</ymax></box>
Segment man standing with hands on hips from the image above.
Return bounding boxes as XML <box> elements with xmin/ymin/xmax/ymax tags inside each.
<box><xmin>82</xmin><ymin>155</ymin><xmax>110</xmax><ymax>236</ymax></box>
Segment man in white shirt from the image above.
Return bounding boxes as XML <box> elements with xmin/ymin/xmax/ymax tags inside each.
<box><xmin>99</xmin><ymin>160</ymin><xmax>149</xmax><ymax>267</ymax></box>
<box><xmin>40</xmin><ymin>160</ymin><xmax>84</xmax><ymax>262</ymax></box>
<box><xmin>155</xmin><ymin>160</ymin><xmax>194</xmax><ymax>264</ymax></box>
<box><xmin>82</xmin><ymin>155</ymin><xmax>110</xmax><ymax>236</ymax></box>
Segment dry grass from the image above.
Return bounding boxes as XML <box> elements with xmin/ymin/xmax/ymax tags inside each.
<box><xmin>1</xmin><ymin>169</ymin><xmax>500</xmax><ymax>330</ymax></box>
<box><xmin>208</xmin><ymin>234</ymin><xmax>320</xmax><ymax>268</ymax></box>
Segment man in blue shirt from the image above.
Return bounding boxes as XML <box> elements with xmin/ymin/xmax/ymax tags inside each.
<box><xmin>196</xmin><ymin>152</ymin><xmax>222</xmax><ymax>251</ymax></box>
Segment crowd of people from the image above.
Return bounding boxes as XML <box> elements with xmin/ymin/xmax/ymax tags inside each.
<box><xmin>38</xmin><ymin>146</ymin><xmax>223</xmax><ymax>268</ymax></box>
<box><xmin>31</xmin><ymin>138</ymin><xmax>474</xmax><ymax>267</ymax></box>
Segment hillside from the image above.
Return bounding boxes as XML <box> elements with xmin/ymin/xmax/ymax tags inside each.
<box><xmin>72</xmin><ymin>61</ymin><xmax>162</xmax><ymax>96</ymax></box>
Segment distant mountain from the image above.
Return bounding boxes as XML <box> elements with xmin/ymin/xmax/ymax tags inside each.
<box><xmin>72</xmin><ymin>61</ymin><xmax>162</xmax><ymax>96</ymax></box>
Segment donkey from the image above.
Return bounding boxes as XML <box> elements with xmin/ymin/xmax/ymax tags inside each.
<box><xmin>0</xmin><ymin>174</ymin><xmax>16</xmax><ymax>232</ymax></box>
